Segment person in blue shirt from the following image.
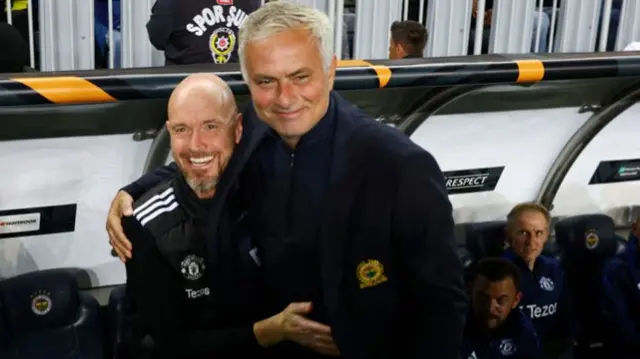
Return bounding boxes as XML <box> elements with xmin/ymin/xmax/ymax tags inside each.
<box><xmin>463</xmin><ymin>257</ymin><xmax>540</xmax><ymax>359</ymax></box>
<box><xmin>599</xmin><ymin>215</ymin><xmax>640</xmax><ymax>358</ymax></box>
<box><xmin>502</xmin><ymin>202</ymin><xmax>575</xmax><ymax>358</ymax></box>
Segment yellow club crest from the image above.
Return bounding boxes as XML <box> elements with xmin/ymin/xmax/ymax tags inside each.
<box><xmin>585</xmin><ymin>229</ymin><xmax>600</xmax><ymax>250</ymax></box>
<box><xmin>356</xmin><ymin>259</ymin><xmax>388</xmax><ymax>289</ymax></box>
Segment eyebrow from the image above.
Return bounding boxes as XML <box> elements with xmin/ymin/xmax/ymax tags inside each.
<box><xmin>253</xmin><ymin>68</ymin><xmax>312</xmax><ymax>80</ymax></box>
<box><xmin>169</xmin><ymin>118</ymin><xmax>226</xmax><ymax>129</ymax></box>
<box><xmin>287</xmin><ymin>69</ymin><xmax>310</xmax><ymax>77</ymax></box>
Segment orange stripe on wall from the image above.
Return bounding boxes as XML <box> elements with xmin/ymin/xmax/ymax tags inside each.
<box><xmin>338</xmin><ymin>60</ymin><xmax>392</xmax><ymax>88</ymax></box>
<box><xmin>12</xmin><ymin>77</ymin><xmax>117</xmax><ymax>104</ymax></box>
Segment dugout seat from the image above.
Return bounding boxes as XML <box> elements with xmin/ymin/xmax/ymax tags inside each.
<box><xmin>554</xmin><ymin>214</ymin><xmax>619</xmax><ymax>359</ymax></box>
<box><xmin>0</xmin><ymin>269</ymin><xmax>103</xmax><ymax>359</ymax></box>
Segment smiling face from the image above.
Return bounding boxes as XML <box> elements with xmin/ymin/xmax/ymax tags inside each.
<box><xmin>167</xmin><ymin>78</ymin><xmax>242</xmax><ymax>199</ymax></box>
<box><xmin>243</xmin><ymin>27</ymin><xmax>336</xmax><ymax>148</ymax></box>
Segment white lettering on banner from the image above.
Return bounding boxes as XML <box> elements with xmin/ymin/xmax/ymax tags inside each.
<box><xmin>446</xmin><ymin>175</ymin><xmax>489</xmax><ymax>189</ymax></box>
<box><xmin>185</xmin><ymin>287</ymin><xmax>210</xmax><ymax>299</ymax></box>
<box><xmin>522</xmin><ymin>302</ymin><xmax>557</xmax><ymax>319</ymax></box>
<box><xmin>0</xmin><ymin>213</ymin><xmax>41</xmax><ymax>234</ymax></box>
<box><xmin>186</xmin><ymin>6</ymin><xmax>248</xmax><ymax>37</ymax></box>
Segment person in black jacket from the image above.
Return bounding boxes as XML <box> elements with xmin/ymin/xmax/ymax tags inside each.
<box><xmin>122</xmin><ymin>73</ymin><xmax>338</xmax><ymax>359</ymax></box>
<box><xmin>146</xmin><ymin>0</ymin><xmax>262</xmax><ymax>65</ymax></box>
<box><xmin>463</xmin><ymin>258</ymin><xmax>540</xmax><ymax>359</ymax></box>
<box><xmin>108</xmin><ymin>3</ymin><xmax>467</xmax><ymax>358</ymax></box>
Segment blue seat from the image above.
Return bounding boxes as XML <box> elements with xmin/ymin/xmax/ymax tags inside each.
<box><xmin>554</xmin><ymin>214</ymin><xmax>619</xmax><ymax>359</ymax></box>
<box><xmin>0</xmin><ymin>269</ymin><xmax>103</xmax><ymax>359</ymax></box>
<box><xmin>464</xmin><ymin>220</ymin><xmax>507</xmax><ymax>262</ymax></box>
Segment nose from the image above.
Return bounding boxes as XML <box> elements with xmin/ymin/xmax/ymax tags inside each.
<box><xmin>275</xmin><ymin>81</ymin><xmax>296</xmax><ymax>109</ymax></box>
<box><xmin>489</xmin><ymin>300</ymin><xmax>500</xmax><ymax>316</ymax></box>
<box><xmin>188</xmin><ymin>129</ymin><xmax>206</xmax><ymax>151</ymax></box>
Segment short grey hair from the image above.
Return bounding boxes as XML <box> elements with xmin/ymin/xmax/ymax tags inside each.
<box><xmin>238</xmin><ymin>1</ymin><xmax>334</xmax><ymax>82</ymax></box>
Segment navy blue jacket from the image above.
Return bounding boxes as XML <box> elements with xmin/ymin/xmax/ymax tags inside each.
<box><xmin>462</xmin><ymin>309</ymin><xmax>540</xmax><ymax>359</ymax></box>
<box><xmin>600</xmin><ymin>235</ymin><xmax>640</xmax><ymax>355</ymax></box>
<box><xmin>503</xmin><ymin>250</ymin><xmax>573</xmax><ymax>344</ymax></box>
<box><xmin>123</xmin><ymin>91</ymin><xmax>468</xmax><ymax>359</ymax></box>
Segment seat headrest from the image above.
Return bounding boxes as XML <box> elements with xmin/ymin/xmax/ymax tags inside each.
<box><xmin>554</xmin><ymin>214</ymin><xmax>618</xmax><ymax>260</ymax></box>
<box><xmin>0</xmin><ymin>269</ymin><xmax>80</xmax><ymax>336</ymax></box>
<box><xmin>465</xmin><ymin>221</ymin><xmax>507</xmax><ymax>260</ymax></box>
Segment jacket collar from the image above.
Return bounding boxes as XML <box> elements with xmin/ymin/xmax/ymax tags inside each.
<box><xmin>503</xmin><ymin>248</ymin><xmax>544</xmax><ymax>276</ymax></box>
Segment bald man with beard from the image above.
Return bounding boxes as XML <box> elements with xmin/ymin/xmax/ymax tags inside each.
<box><xmin>121</xmin><ymin>74</ymin><xmax>334</xmax><ymax>359</ymax></box>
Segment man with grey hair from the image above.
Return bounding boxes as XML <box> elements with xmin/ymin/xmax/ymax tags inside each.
<box><xmin>107</xmin><ymin>2</ymin><xmax>467</xmax><ymax>358</ymax></box>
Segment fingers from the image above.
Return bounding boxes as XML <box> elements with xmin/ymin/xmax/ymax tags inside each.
<box><xmin>110</xmin><ymin>237</ymin><xmax>131</xmax><ymax>262</ymax></box>
<box><xmin>106</xmin><ymin>191</ymin><xmax>135</xmax><ymax>261</ymax></box>
<box><xmin>307</xmin><ymin>333</ymin><xmax>340</xmax><ymax>356</ymax></box>
<box><xmin>118</xmin><ymin>191</ymin><xmax>134</xmax><ymax>217</ymax></box>
<box><xmin>314</xmin><ymin>343</ymin><xmax>341</xmax><ymax>357</ymax></box>
<box><xmin>108</xmin><ymin>225</ymin><xmax>131</xmax><ymax>261</ymax></box>
<box><xmin>294</xmin><ymin>315</ymin><xmax>332</xmax><ymax>335</ymax></box>
<box><xmin>286</xmin><ymin>302</ymin><xmax>313</xmax><ymax>314</ymax></box>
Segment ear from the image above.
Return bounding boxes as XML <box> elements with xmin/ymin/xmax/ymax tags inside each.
<box><xmin>234</xmin><ymin>113</ymin><xmax>243</xmax><ymax>145</ymax></box>
<box><xmin>512</xmin><ymin>292</ymin><xmax>523</xmax><ymax>309</ymax></box>
<box><xmin>398</xmin><ymin>43</ymin><xmax>407</xmax><ymax>57</ymax></box>
<box><xmin>327</xmin><ymin>55</ymin><xmax>337</xmax><ymax>90</ymax></box>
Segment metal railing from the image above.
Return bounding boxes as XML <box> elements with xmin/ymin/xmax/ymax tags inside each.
<box><xmin>1</xmin><ymin>0</ymin><xmax>640</xmax><ymax>72</ymax></box>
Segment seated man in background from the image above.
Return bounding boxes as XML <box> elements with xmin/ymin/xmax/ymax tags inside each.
<box><xmin>122</xmin><ymin>73</ymin><xmax>334</xmax><ymax>358</ymax></box>
<box><xmin>599</xmin><ymin>214</ymin><xmax>640</xmax><ymax>358</ymax></box>
<box><xmin>388</xmin><ymin>20</ymin><xmax>428</xmax><ymax>59</ymax></box>
<box><xmin>463</xmin><ymin>257</ymin><xmax>540</xmax><ymax>359</ymax></box>
<box><xmin>502</xmin><ymin>203</ymin><xmax>575</xmax><ymax>359</ymax></box>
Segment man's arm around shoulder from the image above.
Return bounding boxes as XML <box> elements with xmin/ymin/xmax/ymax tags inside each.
<box><xmin>392</xmin><ymin>149</ymin><xmax>468</xmax><ymax>359</ymax></box>
<box><xmin>122</xmin><ymin>163</ymin><xmax>178</xmax><ymax>200</ymax></box>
